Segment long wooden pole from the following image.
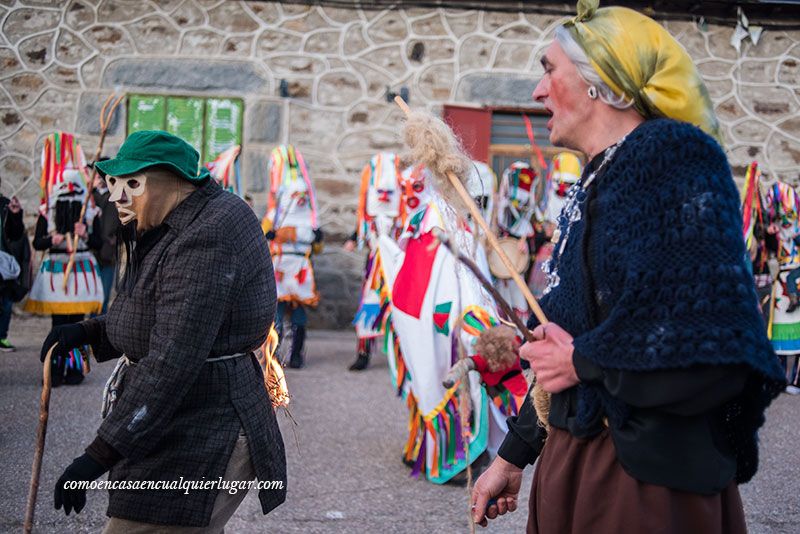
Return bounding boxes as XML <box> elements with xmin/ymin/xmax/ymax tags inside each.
<box><xmin>23</xmin><ymin>344</ymin><xmax>57</xmax><ymax>534</ymax></box>
<box><xmin>63</xmin><ymin>93</ymin><xmax>125</xmax><ymax>290</ymax></box>
<box><xmin>394</xmin><ymin>96</ymin><xmax>548</xmax><ymax>325</ymax></box>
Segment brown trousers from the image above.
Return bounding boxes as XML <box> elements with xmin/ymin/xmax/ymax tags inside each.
<box><xmin>528</xmin><ymin>427</ymin><xmax>747</xmax><ymax>534</ymax></box>
<box><xmin>102</xmin><ymin>432</ymin><xmax>256</xmax><ymax>534</ymax></box>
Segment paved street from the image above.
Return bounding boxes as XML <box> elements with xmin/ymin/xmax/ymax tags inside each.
<box><xmin>1</xmin><ymin>316</ymin><xmax>798</xmax><ymax>533</ymax></box>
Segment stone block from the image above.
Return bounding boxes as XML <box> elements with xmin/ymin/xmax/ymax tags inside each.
<box><xmin>243</xmin><ymin>149</ymin><xmax>270</xmax><ymax>194</ymax></box>
<box><xmin>65</xmin><ymin>0</ymin><xmax>95</xmax><ymax>31</ymax></box>
<box><xmin>24</xmin><ymin>89</ymin><xmax>78</xmax><ymax>131</ymax></box>
<box><xmin>280</xmin><ymin>9</ymin><xmax>329</xmax><ymax>34</ymax></box>
<box><xmin>459</xmin><ymin>35</ymin><xmax>496</xmax><ymax>71</ymax></box>
<box><xmin>207</xmin><ymin>1</ymin><xmax>260</xmax><ymax>33</ymax></box>
<box><xmin>0</xmin><ymin>155</ymin><xmax>33</xmax><ymax>193</ymax></box>
<box><xmin>343</xmin><ymin>23</ymin><xmax>369</xmax><ymax>56</ymax></box>
<box><xmin>458</xmin><ymin>73</ymin><xmax>539</xmax><ymax>107</ymax></box>
<box><xmin>0</xmin><ymin>47</ymin><xmax>23</xmax><ymax>77</ymax></box>
<box><xmin>75</xmin><ymin>92</ymin><xmax>125</xmax><ymax>137</ymax></box>
<box><xmin>445</xmin><ymin>12</ymin><xmax>478</xmax><ymax>37</ymax></box>
<box><xmin>180</xmin><ymin>29</ymin><xmax>223</xmax><ymax>56</ymax></box>
<box><xmin>170</xmin><ymin>0</ymin><xmax>205</xmax><ymax>28</ymax></box>
<box><xmin>55</xmin><ymin>29</ymin><xmax>94</xmax><ymax>66</ymax></box>
<box><xmin>245</xmin><ymin>101</ymin><xmax>282</xmax><ymax>144</ymax></box>
<box><xmin>80</xmin><ymin>55</ymin><xmax>104</xmax><ymax>89</ymax></box>
<box><xmin>410</xmin><ymin>13</ymin><xmax>448</xmax><ymax>36</ymax></box>
<box><xmin>103</xmin><ymin>58</ymin><xmax>270</xmax><ymax>93</ymax></box>
<box><xmin>18</xmin><ymin>32</ymin><xmax>54</xmax><ymax>69</ymax></box>
<box><xmin>778</xmin><ymin>58</ymin><xmax>799</xmax><ymax>85</ymax></box>
<box><xmin>767</xmin><ymin>133</ymin><xmax>800</xmax><ymax>168</ymax></box>
<box><xmin>357</xmin><ymin>44</ymin><xmax>408</xmax><ymax>79</ymax></box>
<box><xmin>304</xmin><ymin>30</ymin><xmax>341</xmax><ymax>54</ymax></box>
<box><xmin>367</xmin><ymin>13</ymin><xmax>409</xmax><ymax>43</ymax></box>
<box><xmin>2</xmin><ymin>73</ymin><xmax>46</xmax><ymax>107</ymax></box>
<box><xmin>97</xmin><ymin>0</ymin><xmax>152</xmax><ymax>23</ymax></box>
<box><xmin>83</xmin><ymin>25</ymin><xmax>135</xmax><ymax>56</ymax></box>
<box><xmin>493</xmin><ymin>42</ymin><xmax>535</xmax><ymax>69</ymax></box>
<box><xmin>731</xmin><ymin>120</ymin><xmax>773</xmax><ymax>144</ymax></box>
<box><xmin>248</xmin><ymin>2</ymin><xmax>280</xmax><ymax>25</ymax></box>
<box><xmin>44</xmin><ymin>64</ymin><xmax>81</xmax><ymax>89</ymax></box>
<box><xmin>2</xmin><ymin>8</ymin><xmax>60</xmax><ymax>45</ymax></box>
<box><xmin>257</xmin><ymin>29</ymin><xmax>303</xmax><ymax>55</ymax></box>
<box><xmin>317</xmin><ymin>72</ymin><xmax>363</xmax><ymax>107</ymax></box>
<box><xmin>222</xmin><ymin>35</ymin><xmax>253</xmax><ymax>56</ymax></box>
<box><xmin>418</xmin><ymin>62</ymin><xmax>454</xmax><ymax>102</ymax></box>
<box><xmin>483</xmin><ymin>11</ymin><xmax>520</xmax><ymax>33</ymax></box>
<box><xmin>125</xmin><ymin>15</ymin><xmax>181</xmax><ymax>54</ymax></box>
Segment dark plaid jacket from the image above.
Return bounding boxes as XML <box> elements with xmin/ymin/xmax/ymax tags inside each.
<box><xmin>90</xmin><ymin>179</ymin><xmax>285</xmax><ymax>526</ymax></box>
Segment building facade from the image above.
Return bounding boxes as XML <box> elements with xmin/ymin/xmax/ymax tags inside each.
<box><xmin>1</xmin><ymin>0</ymin><xmax>799</xmax><ymax>326</ymax></box>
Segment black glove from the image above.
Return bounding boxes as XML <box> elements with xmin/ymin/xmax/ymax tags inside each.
<box><xmin>313</xmin><ymin>228</ymin><xmax>323</xmax><ymax>243</ymax></box>
<box><xmin>40</xmin><ymin>323</ymin><xmax>88</xmax><ymax>362</ymax></box>
<box><xmin>54</xmin><ymin>453</ymin><xmax>107</xmax><ymax>515</ymax></box>
<box><xmin>265</xmin><ymin>230</ymin><xmax>276</xmax><ymax>240</ymax></box>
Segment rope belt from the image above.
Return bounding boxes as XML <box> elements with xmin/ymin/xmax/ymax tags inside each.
<box><xmin>101</xmin><ymin>352</ymin><xmax>250</xmax><ymax>418</ymax></box>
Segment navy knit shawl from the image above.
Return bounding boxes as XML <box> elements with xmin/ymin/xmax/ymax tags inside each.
<box><xmin>536</xmin><ymin>118</ymin><xmax>785</xmax><ymax>483</ymax></box>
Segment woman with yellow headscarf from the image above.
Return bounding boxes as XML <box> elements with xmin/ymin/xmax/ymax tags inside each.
<box><xmin>471</xmin><ymin>2</ymin><xmax>784</xmax><ymax>533</ymax></box>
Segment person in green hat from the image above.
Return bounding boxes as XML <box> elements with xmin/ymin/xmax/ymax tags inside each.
<box><xmin>40</xmin><ymin>130</ymin><xmax>287</xmax><ymax>531</ymax></box>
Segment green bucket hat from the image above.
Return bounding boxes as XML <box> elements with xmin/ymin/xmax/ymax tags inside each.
<box><xmin>95</xmin><ymin>130</ymin><xmax>211</xmax><ymax>183</ymax></box>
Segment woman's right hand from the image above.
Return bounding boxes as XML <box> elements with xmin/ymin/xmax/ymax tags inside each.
<box><xmin>51</xmin><ymin>233</ymin><xmax>65</xmax><ymax>246</ymax></box>
<box><xmin>471</xmin><ymin>456</ymin><xmax>523</xmax><ymax>527</ymax></box>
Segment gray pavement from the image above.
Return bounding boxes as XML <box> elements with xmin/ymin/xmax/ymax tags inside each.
<box><xmin>1</xmin><ymin>316</ymin><xmax>798</xmax><ymax>533</ymax></box>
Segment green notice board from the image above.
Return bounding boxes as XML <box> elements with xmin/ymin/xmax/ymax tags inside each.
<box><xmin>204</xmin><ymin>98</ymin><xmax>243</xmax><ymax>163</ymax></box>
<box><xmin>127</xmin><ymin>94</ymin><xmax>243</xmax><ymax>164</ymax></box>
<box><xmin>128</xmin><ymin>95</ymin><xmax>166</xmax><ymax>132</ymax></box>
<box><xmin>166</xmin><ymin>97</ymin><xmax>204</xmax><ymax>160</ymax></box>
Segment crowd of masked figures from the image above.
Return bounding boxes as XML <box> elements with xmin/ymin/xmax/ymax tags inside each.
<box><xmin>27</xmin><ymin>130</ymin><xmax>800</xmax><ymax>485</ymax></box>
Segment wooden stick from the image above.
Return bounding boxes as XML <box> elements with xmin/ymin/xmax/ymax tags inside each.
<box><xmin>63</xmin><ymin>93</ymin><xmax>125</xmax><ymax>290</ymax></box>
<box><xmin>394</xmin><ymin>96</ymin><xmax>548</xmax><ymax>325</ymax></box>
<box><xmin>24</xmin><ymin>344</ymin><xmax>57</xmax><ymax>534</ymax></box>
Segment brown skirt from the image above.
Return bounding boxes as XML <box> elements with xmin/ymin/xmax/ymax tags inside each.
<box><xmin>528</xmin><ymin>427</ymin><xmax>747</xmax><ymax>534</ymax></box>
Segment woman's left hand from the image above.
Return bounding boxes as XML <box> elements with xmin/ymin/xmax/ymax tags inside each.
<box><xmin>520</xmin><ymin>322</ymin><xmax>579</xmax><ymax>393</ymax></box>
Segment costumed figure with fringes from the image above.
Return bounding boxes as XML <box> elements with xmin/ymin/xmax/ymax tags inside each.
<box><xmin>491</xmin><ymin>161</ymin><xmax>539</xmax><ymax>324</ymax></box>
<box><xmin>382</xmin><ymin>162</ymin><xmax>514</xmax><ymax>484</ymax></box>
<box><xmin>262</xmin><ymin>144</ymin><xmax>322</xmax><ymax>369</ymax></box>
<box><xmin>347</xmin><ymin>152</ymin><xmax>407</xmax><ymax>372</ymax></box>
<box><xmin>464</xmin><ymin>160</ymin><xmax>497</xmax><ymax>278</ymax></box>
<box><xmin>529</xmin><ymin>152</ymin><xmax>582</xmax><ymax>297</ymax></box>
<box><xmin>763</xmin><ymin>179</ymin><xmax>800</xmax><ymax>392</ymax></box>
<box><xmin>207</xmin><ymin>144</ymin><xmax>242</xmax><ymax>197</ymax></box>
<box><xmin>25</xmin><ymin>132</ymin><xmax>102</xmax><ymax>386</ymax></box>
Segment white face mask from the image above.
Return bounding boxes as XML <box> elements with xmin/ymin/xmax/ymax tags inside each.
<box><xmin>107</xmin><ymin>174</ymin><xmax>148</xmax><ymax>225</ymax></box>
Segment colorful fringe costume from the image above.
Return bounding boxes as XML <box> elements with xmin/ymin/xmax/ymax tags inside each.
<box><xmin>530</xmin><ymin>153</ymin><xmax>582</xmax><ymax>297</ymax></box>
<box><xmin>494</xmin><ymin>161</ymin><xmax>540</xmax><ymax>324</ymax></box>
<box><xmin>25</xmin><ymin>132</ymin><xmax>103</xmax><ymax>317</ymax></box>
<box><xmin>207</xmin><ymin>144</ymin><xmax>242</xmax><ymax>197</ymax></box>
<box><xmin>384</xmin><ymin>165</ymin><xmax>510</xmax><ymax>483</ymax></box>
<box><xmin>262</xmin><ymin>145</ymin><xmax>320</xmax><ymax>307</ymax></box>
<box><xmin>351</xmin><ymin>153</ymin><xmax>407</xmax><ymax>372</ymax></box>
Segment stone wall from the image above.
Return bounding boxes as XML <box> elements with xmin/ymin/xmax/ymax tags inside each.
<box><xmin>1</xmin><ymin>0</ymin><xmax>799</xmax><ymax>327</ymax></box>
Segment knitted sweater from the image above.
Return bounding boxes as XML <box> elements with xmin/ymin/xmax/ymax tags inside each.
<box><xmin>534</xmin><ymin>118</ymin><xmax>785</xmax><ymax>483</ymax></box>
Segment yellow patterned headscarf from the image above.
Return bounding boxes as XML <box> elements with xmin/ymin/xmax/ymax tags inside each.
<box><xmin>565</xmin><ymin>0</ymin><xmax>721</xmax><ymax>143</ymax></box>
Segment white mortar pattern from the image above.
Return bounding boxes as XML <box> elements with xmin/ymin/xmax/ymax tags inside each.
<box><xmin>0</xmin><ymin>1</ymin><xmax>797</xmax><ymax>236</ymax></box>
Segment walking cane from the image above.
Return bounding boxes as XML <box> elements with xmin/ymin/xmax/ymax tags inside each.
<box><xmin>23</xmin><ymin>344</ymin><xmax>57</xmax><ymax>534</ymax></box>
<box><xmin>63</xmin><ymin>93</ymin><xmax>125</xmax><ymax>291</ymax></box>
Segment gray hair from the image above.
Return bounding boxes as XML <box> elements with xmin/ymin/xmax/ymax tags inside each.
<box><xmin>554</xmin><ymin>26</ymin><xmax>634</xmax><ymax>110</ymax></box>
